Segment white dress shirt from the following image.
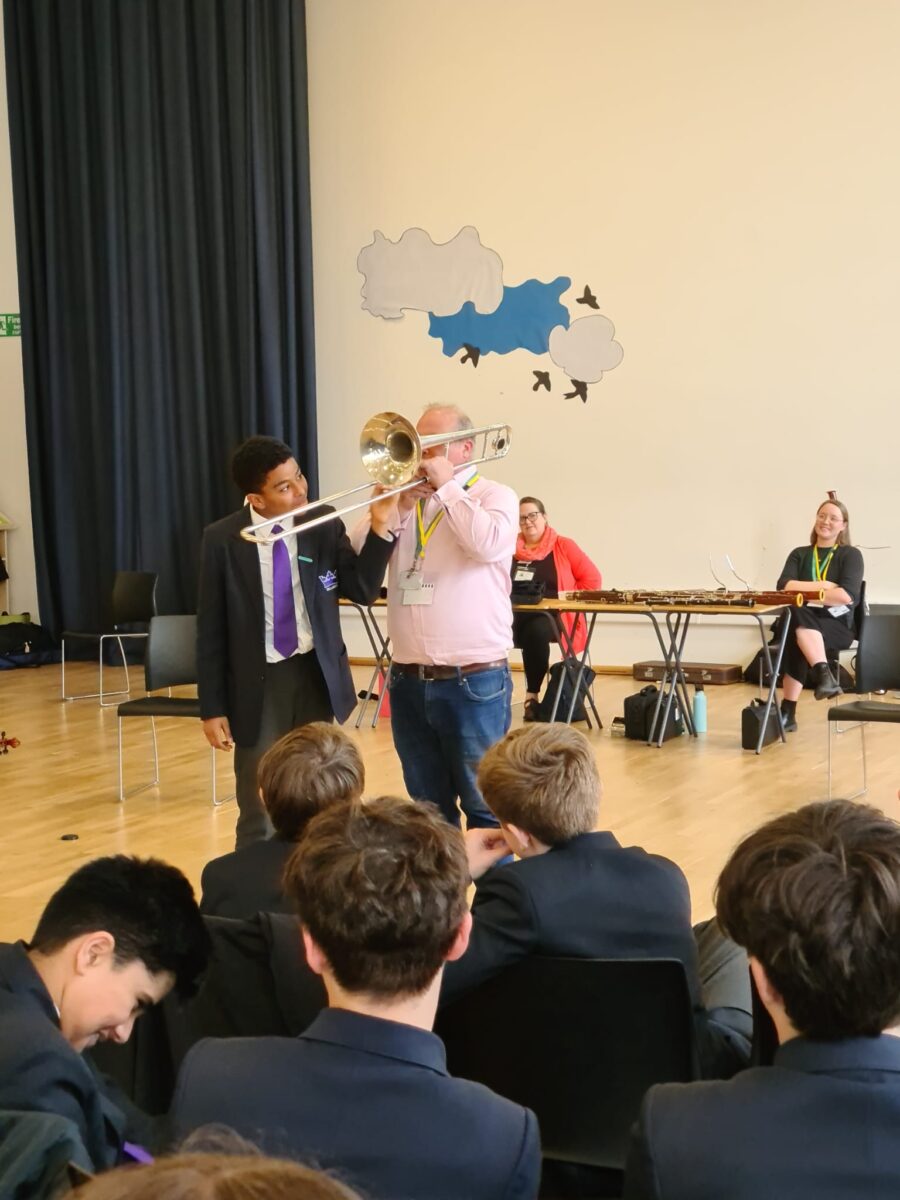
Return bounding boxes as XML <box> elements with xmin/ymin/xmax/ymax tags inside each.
<box><xmin>250</xmin><ymin>505</ymin><xmax>314</xmax><ymax>662</ymax></box>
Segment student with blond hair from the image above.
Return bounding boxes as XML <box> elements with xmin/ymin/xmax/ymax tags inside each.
<box><xmin>200</xmin><ymin>722</ymin><xmax>364</xmax><ymax>918</ymax></box>
<box><xmin>442</xmin><ymin>724</ymin><xmax>752</xmax><ymax>1079</ymax></box>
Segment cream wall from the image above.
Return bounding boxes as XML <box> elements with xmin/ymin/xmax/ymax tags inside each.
<box><xmin>0</xmin><ymin>15</ymin><xmax>38</xmax><ymax>620</ymax></box>
<box><xmin>307</xmin><ymin>0</ymin><xmax>899</xmax><ymax>665</ymax></box>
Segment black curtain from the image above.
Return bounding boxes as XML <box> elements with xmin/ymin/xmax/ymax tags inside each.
<box><xmin>4</xmin><ymin>0</ymin><xmax>317</xmax><ymax>635</ymax></box>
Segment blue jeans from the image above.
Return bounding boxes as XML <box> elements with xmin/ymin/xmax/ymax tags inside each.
<box><xmin>389</xmin><ymin>665</ymin><xmax>513</xmax><ymax>828</ymax></box>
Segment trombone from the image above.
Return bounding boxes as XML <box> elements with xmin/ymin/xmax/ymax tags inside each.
<box><xmin>240</xmin><ymin>411</ymin><xmax>512</xmax><ymax>545</ymax></box>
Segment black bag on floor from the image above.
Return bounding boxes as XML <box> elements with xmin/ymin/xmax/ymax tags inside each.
<box><xmin>741</xmin><ymin>698</ymin><xmax>782</xmax><ymax>750</ymax></box>
<box><xmin>623</xmin><ymin>684</ymin><xmax>684</xmax><ymax>741</ymax></box>
<box><xmin>0</xmin><ymin>619</ymin><xmax>56</xmax><ymax>669</ymax></box>
<box><xmin>538</xmin><ymin>659</ymin><xmax>596</xmax><ymax>723</ymax></box>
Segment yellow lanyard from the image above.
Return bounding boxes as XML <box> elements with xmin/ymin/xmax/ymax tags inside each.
<box><xmin>814</xmin><ymin>546</ymin><xmax>835</xmax><ymax>581</ymax></box>
<box><xmin>413</xmin><ymin>473</ymin><xmax>480</xmax><ymax>563</ymax></box>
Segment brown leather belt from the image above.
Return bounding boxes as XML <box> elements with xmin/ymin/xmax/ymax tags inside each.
<box><xmin>392</xmin><ymin>659</ymin><xmax>508</xmax><ymax>681</ymax></box>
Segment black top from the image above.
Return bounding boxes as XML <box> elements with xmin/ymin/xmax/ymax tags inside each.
<box><xmin>0</xmin><ymin>942</ymin><xmax>127</xmax><ymax>1170</ymax></box>
<box><xmin>777</xmin><ymin>544</ymin><xmax>864</xmax><ymax>626</ymax></box>
<box><xmin>173</xmin><ymin>1008</ymin><xmax>541</xmax><ymax>1200</ymax></box>
<box><xmin>511</xmin><ymin>552</ymin><xmax>559</xmax><ymax>597</ymax></box>
<box><xmin>624</xmin><ymin>1034</ymin><xmax>900</xmax><ymax>1199</ymax></box>
<box><xmin>200</xmin><ymin>835</ymin><xmax>296</xmax><ymax>919</ymax></box>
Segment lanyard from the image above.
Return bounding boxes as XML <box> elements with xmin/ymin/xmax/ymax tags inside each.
<box><xmin>413</xmin><ymin>473</ymin><xmax>480</xmax><ymax>564</ymax></box>
<box><xmin>813</xmin><ymin>546</ymin><xmax>835</xmax><ymax>581</ymax></box>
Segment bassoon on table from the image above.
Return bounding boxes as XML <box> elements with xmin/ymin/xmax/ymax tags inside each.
<box><xmin>562</xmin><ymin>589</ymin><xmax>817</xmax><ymax>607</ymax></box>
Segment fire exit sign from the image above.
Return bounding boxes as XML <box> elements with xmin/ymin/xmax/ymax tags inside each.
<box><xmin>0</xmin><ymin>314</ymin><xmax>21</xmax><ymax>336</ymax></box>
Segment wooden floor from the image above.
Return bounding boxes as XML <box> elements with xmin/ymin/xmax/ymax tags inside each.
<box><xmin>1</xmin><ymin>660</ymin><xmax>898</xmax><ymax>941</ymax></box>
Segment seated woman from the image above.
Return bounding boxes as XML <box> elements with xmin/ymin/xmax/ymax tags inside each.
<box><xmin>776</xmin><ymin>495</ymin><xmax>863</xmax><ymax>732</ymax></box>
<box><xmin>512</xmin><ymin>496</ymin><xmax>602</xmax><ymax>721</ymax></box>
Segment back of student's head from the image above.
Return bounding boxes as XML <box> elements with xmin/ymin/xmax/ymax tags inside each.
<box><xmin>231</xmin><ymin>435</ymin><xmax>294</xmax><ymax>495</ymax></box>
<box><xmin>716</xmin><ymin>799</ymin><xmax>900</xmax><ymax>1039</ymax></box>
<box><xmin>30</xmin><ymin>857</ymin><xmax>210</xmax><ymax>999</ymax></box>
<box><xmin>259</xmin><ymin>723</ymin><xmax>365</xmax><ymax>842</ymax></box>
<box><xmin>74</xmin><ymin>1152</ymin><xmax>361</xmax><ymax>1200</ymax></box>
<box><xmin>477</xmin><ymin>724</ymin><xmax>600</xmax><ymax>845</ymax></box>
<box><xmin>284</xmin><ymin>796</ymin><xmax>469</xmax><ymax>997</ymax></box>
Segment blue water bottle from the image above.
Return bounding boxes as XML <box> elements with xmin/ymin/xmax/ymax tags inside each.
<box><xmin>693</xmin><ymin>684</ymin><xmax>708</xmax><ymax>734</ymax></box>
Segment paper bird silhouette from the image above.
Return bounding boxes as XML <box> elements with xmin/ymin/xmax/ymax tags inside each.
<box><xmin>563</xmin><ymin>380</ymin><xmax>589</xmax><ymax>403</ymax></box>
<box><xmin>460</xmin><ymin>344</ymin><xmax>481</xmax><ymax>367</ymax></box>
<box><xmin>576</xmin><ymin>285</ymin><xmax>599</xmax><ymax>310</ymax></box>
<box><xmin>532</xmin><ymin>370</ymin><xmax>551</xmax><ymax>393</ymax></box>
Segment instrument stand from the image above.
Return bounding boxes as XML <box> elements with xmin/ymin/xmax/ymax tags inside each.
<box><xmin>347</xmin><ymin>602</ymin><xmax>392</xmax><ymax>729</ymax></box>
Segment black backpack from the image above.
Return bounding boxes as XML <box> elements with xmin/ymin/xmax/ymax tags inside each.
<box><xmin>0</xmin><ymin>618</ymin><xmax>55</xmax><ymax>668</ymax></box>
<box><xmin>623</xmin><ymin>684</ymin><xmax>684</xmax><ymax>742</ymax></box>
<box><xmin>538</xmin><ymin>659</ymin><xmax>596</xmax><ymax>723</ymax></box>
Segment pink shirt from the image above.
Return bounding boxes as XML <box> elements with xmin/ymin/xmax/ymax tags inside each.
<box><xmin>387</xmin><ymin>470</ymin><xmax>518</xmax><ymax>666</ymax></box>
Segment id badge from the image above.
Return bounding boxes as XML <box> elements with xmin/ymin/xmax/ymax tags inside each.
<box><xmin>828</xmin><ymin>604</ymin><xmax>850</xmax><ymax>618</ymax></box>
<box><xmin>514</xmin><ymin>563</ymin><xmax>536</xmax><ymax>583</ymax></box>
<box><xmin>402</xmin><ymin>583</ymin><xmax>435</xmax><ymax>606</ymax></box>
<box><xmin>399</xmin><ymin>568</ymin><xmax>422</xmax><ymax>591</ymax></box>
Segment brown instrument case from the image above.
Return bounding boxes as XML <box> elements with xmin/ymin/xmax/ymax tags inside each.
<box><xmin>632</xmin><ymin>661</ymin><xmax>742</xmax><ymax>685</ymax></box>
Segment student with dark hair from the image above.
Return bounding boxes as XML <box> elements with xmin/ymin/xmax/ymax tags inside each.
<box><xmin>174</xmin><ymin>797</ymin><xmax>541</xmax><ymax>1200</ymax></box>
<box><xmin>441</xmin><ymin>724</ymin><xmax>752</xmax><ymax>1080</ymax></box>
<box><xmin>197</xmin><ymin>434</ymin><xmax>398</xmax><ymax>848</ymax></box>
<box><xmin>0</xmin><ymin>857</ymin><xmax>210</xmax><ymax>1171</ymax></box>
<box><xmin>200</xmin><ymin>722</ymin><xmax>365</xmax><ymax>918</ymax></box>
<box><xmin>624</xmin><ymin>799</ymin><xmax>900</xmax><ymax>1199</ymax></box>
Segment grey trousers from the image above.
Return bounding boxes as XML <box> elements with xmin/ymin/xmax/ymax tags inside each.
<box><xmin>233</xmin><ymin>651</ymin><xmax>333</xmax><ymax>848</ymax></box>
<box><xmin>693</xmin><ymin>917</ymin><xmax>753</xmax><ymax>1077</ymax></box>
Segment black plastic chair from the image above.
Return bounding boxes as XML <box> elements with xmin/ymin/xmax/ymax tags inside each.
<box><xmin>435</xmin><ymin>956</ymin><xmax>697</xmax><ymax>1179</ymax></box>
<box><xmin>827</xmin><ymin>579</ymin><xmax>867</xmax><ymax>691</ymax></box>
<box><xmin>116</xmin><ymin>614</ymin><xmax>231</xmax><ymax>805</ymax></box>
<box><xmin>827</xmin><ymin>604</ymin><xmax>900</xmax><ymax>799</ymax></box>
<box><xmin>61</xmin><ymin>570</ymin><xmax>158</xmax><ymax>705</ymax></box>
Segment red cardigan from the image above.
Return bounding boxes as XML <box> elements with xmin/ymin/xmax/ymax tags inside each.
<box><xmin>551</xmin><ymin>536</ymin><xmax>602</xmax><ymax>654</ymax></box>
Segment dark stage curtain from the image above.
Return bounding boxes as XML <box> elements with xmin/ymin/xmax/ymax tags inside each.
<box><xmin>4</xmin><ymin>0</ymin><xmax>317</xmax><ymax>635</ymax></box>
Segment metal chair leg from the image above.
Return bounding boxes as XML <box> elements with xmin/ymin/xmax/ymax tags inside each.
<box><xmin>98</xmin><ymin>634</ymin><xmax>131</xmax><ymax>706</ymax></box>
<box><xmin>829</xmin><ymin>717</ymin><xmax>868</xmax><ymax>801</ymax></box>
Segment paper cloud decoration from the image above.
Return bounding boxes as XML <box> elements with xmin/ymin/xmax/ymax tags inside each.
<box><xmin>357</xmin><ymin>226</ymin><xmax>504</xmax><ymax>320</ymax></box>
<box><xmin>548</xmin><ymin>314</ymin><xmax>624</xmax><ymax>383</ymax></box>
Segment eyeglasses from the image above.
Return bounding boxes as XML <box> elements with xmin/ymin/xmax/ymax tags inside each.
<box><xmin>519</xmin><ymin>513</ymin><xmax>542</xmax><ymax>525</ymax></box>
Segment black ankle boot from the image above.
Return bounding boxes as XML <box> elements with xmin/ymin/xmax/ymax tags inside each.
<box><xmin>780</xmin><ymin>700</ymin><xmax>798</xmax><ymax>733</ymax></box>
<box><xmin>810</xmin><ymin>661</ymin><xmax>842</xmax><ymax>701</ymax></box>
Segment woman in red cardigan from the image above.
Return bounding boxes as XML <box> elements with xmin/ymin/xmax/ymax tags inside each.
<box><xmin>512</xmin><ymin>496</ymin><xmax>602</xmax><ymax>721</ymax></box>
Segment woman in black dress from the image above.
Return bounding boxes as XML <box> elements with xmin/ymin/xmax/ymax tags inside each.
<box><xmin>776</xmin><ymin>496</ymin><xmax>863</xmax><ymax>732</ymax></box>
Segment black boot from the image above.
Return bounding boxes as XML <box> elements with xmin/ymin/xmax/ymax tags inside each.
<box><xmin>810</xmin><ymin>661</ymin><xmax>842</xmax><ymax>701</ymax></box>
<box><xmin>780</xmin><ymin>700</ymin><xmax>798</xmax><ymax>733</ymax></box>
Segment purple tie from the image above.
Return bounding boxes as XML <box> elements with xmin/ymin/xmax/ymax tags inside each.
<box><xmin>271</xmin><ymin>526</ymin><xmax>298</xmax><ymax>657</ymax></box>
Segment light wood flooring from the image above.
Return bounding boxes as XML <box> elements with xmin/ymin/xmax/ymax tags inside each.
<box><xmin>1</xmin><ymin>660</ymin><xmax>898</xmax><ymax>941</ymax></box>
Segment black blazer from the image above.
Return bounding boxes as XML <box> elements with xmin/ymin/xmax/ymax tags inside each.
<box><xmin>624</xmin><ymin>1034</ymin><xmax>900</xmax><ymax>1199</ymax></box>
<box><xmin>200</xmin><ymin>836</ymin><xmax>295</xmax><ymax>919</ymax></box>
<box><xmin>197</xmin><ymin>506</ymin><xmax>394</xmax><ymax>744</ymax></box>
<box><xmin>441</xmin><ymin>832</ymin><xmax>703</xmax><ymax>1007</ymax></box>
<box><xmin>0</xmin><ymin>942</ymin><xmax>126</xmax><ymax>1170</ymax></box>
<box><xmin>173</xmin><ymin>1007</ymin><xmax>541</xmax><ymax>1200</ymax></box>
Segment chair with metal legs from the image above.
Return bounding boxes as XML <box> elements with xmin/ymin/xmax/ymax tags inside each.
<box><xmin>827</xmin><ymin>605</ymin><xmax>900</xmax><ymax>799</ymax></box>
<box><xmin>117</xmin><ymin>614</ymin><xmax>231</xmax><ymax>806</ymax></box>
<box><xmin>62</xmin><ymin>571</ymin><xmax>158</xmax><ymax>705</ymax></box>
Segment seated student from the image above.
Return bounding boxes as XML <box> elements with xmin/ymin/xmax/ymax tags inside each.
<box><xmin>441</xmin><ymin>724</ymin><xmax>752</xmax><ymax>1079</ymax></box>
<box><xmin>174</xmin><ymin>796</ymin><xmax>541</xmax><ymax>1200</ymax></box>
<box><xmin>200</xmin><ymin>723</ymin><xmax>365</xmax><ymax>918</ymax></box>
<box><xmin>0</xmin><ymin>856</ymin><xmax>210</xmax><ymax>1172</ymax></box>
<box><xmin>624</xmin><ymin>799</ymin><xmax>900</xmax><ymax>1199</ymax></box>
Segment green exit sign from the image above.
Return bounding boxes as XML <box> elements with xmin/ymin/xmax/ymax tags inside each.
<box><xmin>0</xmin><ymin>314</ymin><xmax>20</xmax><ymax>336</ymax></box>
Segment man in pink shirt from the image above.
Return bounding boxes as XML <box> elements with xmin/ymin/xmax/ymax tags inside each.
<box><xmin>387</xmin><ymin>404</ymin><xmax>518</xmax><ymax>828</ymax></box>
